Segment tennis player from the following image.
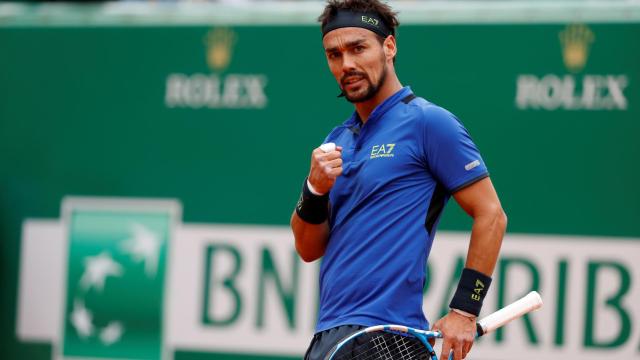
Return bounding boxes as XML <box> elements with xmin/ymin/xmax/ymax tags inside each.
<box><xmin>291</xmin><ymin>1</ymin><xmax>507</xmax><ymax>359</ymax></box>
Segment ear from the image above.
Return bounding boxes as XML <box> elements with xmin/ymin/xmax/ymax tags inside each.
<box><xmin>383</xmin><ymin>35</ymin><xmax>397</xmax><ymax>61</ymax></box>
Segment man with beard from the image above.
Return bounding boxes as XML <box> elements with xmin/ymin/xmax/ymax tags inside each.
<box><xmin>291</xmin><ymin>1</ymin><xmax>507</xmax><ymax>359</ymax></box>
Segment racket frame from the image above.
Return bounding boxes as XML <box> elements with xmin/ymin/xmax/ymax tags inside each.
<box><xmin>325</xmin><ymin>325</ymin><xmax>441</xmax><ymax>360</ymax></box>
<box><xmin>324</xmin><ymin>291</ymin><xmax>543</xmax><ymax>360</ymax></box>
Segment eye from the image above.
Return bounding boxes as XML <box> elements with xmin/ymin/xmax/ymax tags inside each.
<box><xmin>354</xmin><ymin>45</ymin><xmax>365</xmax><ymax>53</ymax></box>
<box><xmin>327</xmin><ymin>52</ymin><xmax>341</xmax><ymax>60</ymax></box>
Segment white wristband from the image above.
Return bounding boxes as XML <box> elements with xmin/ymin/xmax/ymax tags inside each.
<box><xmin>451</xmin><ymin>308</ymin><xmax>477</xmax><ymax>319</ymax></box>
<box><xmin>307</xmin><ymin>179</ymin><xmax>326</xmax><ymax>196</ymax></box>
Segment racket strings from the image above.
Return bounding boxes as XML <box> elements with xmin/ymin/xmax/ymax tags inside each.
<box><xmin>331</xmin><ymin>332</ymin><xmax>430</xmax><ymax>360</ymax></box>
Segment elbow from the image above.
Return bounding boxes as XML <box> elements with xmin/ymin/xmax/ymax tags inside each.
<box><xmin>294</xmin><ymin>230</ymin><xmax>325</xmax><ymax>263</ymax></box>
<box><xmin>292</xmin><ymin>228</ymin><xmax>321</xmax><ymax>263</ymax></box>
<box><xmin>496</xmin><ymin>207</ymin><xmax>508</xmax><ymax>233</ymax></box>
<box><xmin>480</xmin><ymin>202</ymin><xmax>507</xmax><ymax>233</ymax></box>
<box><xmin>295</xmin><ymin>242</ymin><xmax>322</xmax><ymax>263</ymax></box>
<box><xmin>298</xmin><ymin>253</ymin><xmax>319</xmax><ymax>263</ymax></box>
<box><xmin>290</xmin><ymin>211</ymin><xmax>327</xmax><ymax>263</ymax></box>
<box><xmin>291</xmin><ymin>216</ymin><xmax>318</xmax><ymax>262</ymax></box>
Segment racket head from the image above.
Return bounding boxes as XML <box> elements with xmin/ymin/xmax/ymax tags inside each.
<box><xmin>324</xmin><ymin>325</ymin><xmax>439</xmax><ymax>360</ymax></box>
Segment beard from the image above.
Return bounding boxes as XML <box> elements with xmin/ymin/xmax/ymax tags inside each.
<box><xmin>341</xmin><ymin>61</ymin><xmax>388</xmax><ymax>103</ymax></box>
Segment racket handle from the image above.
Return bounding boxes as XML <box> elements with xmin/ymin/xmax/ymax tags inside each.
<box><xmin>476</xmin><ymin>291</ymin><xmax>543</xmax><ymax>336</ymax></box>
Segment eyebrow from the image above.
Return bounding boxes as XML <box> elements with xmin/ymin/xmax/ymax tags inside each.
<box><xmin>325</xmin><ymin>39</ymin><xmax>367</xmax><ymax>54</ymax></box>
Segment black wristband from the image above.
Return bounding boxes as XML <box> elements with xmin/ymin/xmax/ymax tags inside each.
<box><xmin>295</xmin><ymin>178</ymin><xmax>329</xmax><ymax>224</ymax></box>
<box><xmin>449</xmin><ymin>268</ymin><xmax>492</xmax><ymax>317</ymax></box>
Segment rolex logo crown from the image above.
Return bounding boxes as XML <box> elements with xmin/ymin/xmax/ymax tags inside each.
<box><xmin>206</xmin><ymin>27</ymin><xmax>236</xmax><ymax>71</ymax></box>
<box><xmin>559</xmin><ymin>24</ymin><xmax>594</xmax><ymax>73</ymax></box>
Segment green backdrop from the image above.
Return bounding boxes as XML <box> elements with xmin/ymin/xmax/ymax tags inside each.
<box><xmin>1</xmin><ymin>3</ymin><xmax>639</xmax><ymax>359</ymax></box>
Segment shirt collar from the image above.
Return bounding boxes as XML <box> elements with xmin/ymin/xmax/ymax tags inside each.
<box><xmin>343</xmin><ymin>86</ymin><xmax>413</xmax><ymax>128</ymax></box>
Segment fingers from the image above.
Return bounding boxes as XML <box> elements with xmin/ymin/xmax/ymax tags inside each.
<box><xmin>434</xmin><ymin>321</ymin><xmax>473</xmax><ymax>360</ymax></box>
<box><xmin>462</xmin><ymin>341</ymin><xmax>473</xmax><ymax>359</ymax></box>
<box><xmin>440</xmin><ymin>340</ymin><xmax>452</xmax><ymax>360</ymax></box>
<box><xmin>440</xmin><ymin>338</ymin><xmax>469</xmax><ymax>360</ymax></box>
<box><xmin>312</xmin><ymin>146</ymin><xmax>343</xmax><ymax>177</ymax></box>
<box><xmin>308</xmin><ymin>145</ymin><xmax>343</xmax><ymax>194</ymax></box>
<box><xmin>313</xmin><ymin>148</ymin><xmax>342</xmax><ymax>162</ymax></box>
<box><xmin>453</xmin><ymin>337</ymin><xmax>474</xmax><ymax>360</ymax></box>
<box><xmin>428</xmin><ymin>321</ymin><xmax>439</xmax><ymax>348</ymax></box>
<box><xmin>433</xmin><ymin>321</ymin><xmax>449</xmax><ymax>360</ymax></box>
<box><xmin>313</xmin><ymin>155</ymin><xmax>342</xmax><ymax>179</ymax></box>
<box><xmin>453</xmin><ymin>342</ymin><xmax>463</xmax><ymax>360</ymax></box>
<box><xmin>323</xmin><ymin>158</ymin><xmax>343</xmax><ymax>173</ymax></box>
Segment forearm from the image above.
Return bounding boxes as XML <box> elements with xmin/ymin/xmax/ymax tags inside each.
<box><xmin>291</xmin><ymin>143</ymin><xmax>342</xmax><ymax>262</ymax></box>
<box><xmin>465</xmin><ymin>206</ymin><xmax>507</xmax><ymax>276</ymax></box>
<box><xmin>290</xmin><ymin>210</ymin><xmax>330</xmax><ymax>262</ymax></box>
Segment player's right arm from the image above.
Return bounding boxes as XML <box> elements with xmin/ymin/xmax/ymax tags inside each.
<box><xmin>291</xmin><ymin>145</ymin><xmax>343</xmax><ymax>262</ymax></box>
<box><xmin>290</xmin><ymin>214</ymin><xmax>330</xmax><ymax>262</ymax></box>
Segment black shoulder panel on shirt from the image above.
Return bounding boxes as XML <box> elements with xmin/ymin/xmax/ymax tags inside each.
<box><xmin>450</xmin><ymin>173</ymin><xmax>490</xmax><ymax>194</ymax></box>
<box><xmin>425</xmin><ymin>182</ymin><xmax>448</xmax><ymax>236</ymax></box>
<box><xmin>401</xmin><ymin>94</ymin><xmax>417</xmax><ymax>104</ymax></box>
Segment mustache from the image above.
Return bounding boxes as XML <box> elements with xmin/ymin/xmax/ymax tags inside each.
<box><xmin>340</xmin><ymin>71</ymin><xmax>369</xmax><ymax>86</ymax></box>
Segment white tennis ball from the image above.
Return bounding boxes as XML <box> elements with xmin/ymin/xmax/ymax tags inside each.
<box><xmin>319</xmin><ymin>142</ymin><xmax>336</xmax><ymax>153</ymax></box>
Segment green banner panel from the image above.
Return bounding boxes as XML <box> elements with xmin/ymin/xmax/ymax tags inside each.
<box><xmin>62</xmin><ymin>207</ymin><xmax>169</xmax><ymax>359</ymax></box>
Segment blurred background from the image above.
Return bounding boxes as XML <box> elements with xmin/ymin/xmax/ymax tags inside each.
<box><xmin>1</xmin><ymin>0</ymin><xmax>639</xmax><ymax>359</ymax></box>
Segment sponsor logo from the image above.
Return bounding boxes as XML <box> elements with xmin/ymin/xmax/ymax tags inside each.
<box><xmin>18</xmin><ymin>198</ymin><xmax>177</xmax><ymax>360</ymax></box>
<box><xmin>370</xmin><ymin>143</ymin><xmax>396</xmax><ymax>159</ymax></box>
<box><xmin>559</xmin><ymin>24</ymin><xmax>594</xmax><ymax>73</ymax></box>
<box><xmin>465</xmin><ymin>160</ymin><xmax>481</xmax><ymax>171</ymax></box>
<box><xmin>206</xmin><ymin>27</ymin><xmax>235</xmax><ymax>71</ymax></box>
<box><xmin>515</xmin><ymin>24</ymin><xmax>629</xmax><ymax>111</ymax></box>
<box><xmin>16</xmin><ymin>197</ymin><xmax>640</xmax><ymax>359</ymax></box>
<box><xmin>165</xmin><ymin>27</ymin><xmax>268</xmax><ymax>110</ymax></box>
<box><xmin>471</xmin><ymin>279</ymin><xmax>485</xmax><ymax>302</ymax></box>
<box><xmin>361</xmin><ymin>16</ymin><xmax>379</xmax><ymax>27</ymax></box>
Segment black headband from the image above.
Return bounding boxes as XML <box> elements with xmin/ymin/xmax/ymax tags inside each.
<box><xmin>322</xmin><ymin>10</ymin><xmax>392</xmax><ymax>39</ymax></box>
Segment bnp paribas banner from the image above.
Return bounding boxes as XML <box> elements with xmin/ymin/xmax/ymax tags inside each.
<box><xmin>16</xmin><ymin>197</ymin><xmax>640</xmax><ymax>360</ymax></box>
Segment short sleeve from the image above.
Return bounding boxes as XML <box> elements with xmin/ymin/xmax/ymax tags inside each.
<box><xmin>422</xmin><ymin>105</ymin><xmax>489</xmax><ymax>193</ymax></box>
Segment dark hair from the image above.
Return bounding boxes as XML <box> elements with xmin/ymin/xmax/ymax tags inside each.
<box><xmin>318</xmin><ymin>0</ymin><xmax>399</xmax><ymax>38</ymax></box>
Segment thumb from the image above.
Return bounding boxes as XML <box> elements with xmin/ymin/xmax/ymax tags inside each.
<box><xmin>429</xmin><ymin>322</ymin><xmax>441</xmax><ymax>347</ymax></box>
<box><xmin>428</xmin><ymin>337</ymin><xmax>435</xmax><ymax>347</ymax></box>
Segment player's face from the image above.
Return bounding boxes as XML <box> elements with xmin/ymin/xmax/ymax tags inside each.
<box><xmin>323</xmin><ymin>28</ymin><xmax>388</xmax><ymax>103</ymax></box>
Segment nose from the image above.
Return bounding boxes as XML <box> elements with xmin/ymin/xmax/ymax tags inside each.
<box><xmin>341</xmin><ymin>52</ymin><xmax>357</xmax><ymax>73</ymax></box>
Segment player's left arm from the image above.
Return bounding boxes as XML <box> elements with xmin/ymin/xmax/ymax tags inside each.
<box><xmin>454</xmin><ymin>176</ymin><xmax>506</xmax><ymax>276</ymax></box>
<box><xmin>432</xmin><ymin>176</ymin><xmax>507</xmax><ymax>360</ymax></box>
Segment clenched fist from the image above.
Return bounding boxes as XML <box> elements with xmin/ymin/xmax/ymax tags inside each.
<box><xmin>308</xmin><ymin>144</ymin><xmax>343</xmax><ymax>195</ymax></box>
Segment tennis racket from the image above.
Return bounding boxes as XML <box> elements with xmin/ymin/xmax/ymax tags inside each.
<box><xmin>324</xmin><ymin>291</ymin><xmax>543</xmax><ymax>360</ymax></box>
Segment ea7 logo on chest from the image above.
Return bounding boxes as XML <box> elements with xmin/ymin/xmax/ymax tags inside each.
<box><xmin>370</xmin><ymin>144</ymin><xmax>396</xmax><ymax>159</ymax></box>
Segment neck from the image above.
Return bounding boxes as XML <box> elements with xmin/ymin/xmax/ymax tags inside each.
<box><xmin>355</xmin><ymin>74</ymin><xmax>403</xmax><ymax>123</ymax></box>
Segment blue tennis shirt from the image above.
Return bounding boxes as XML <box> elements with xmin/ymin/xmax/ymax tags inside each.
<box><xmin>316</xmin><ymin>86</ymin><xmax>489</xmax><ymax>332</ymax></box>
